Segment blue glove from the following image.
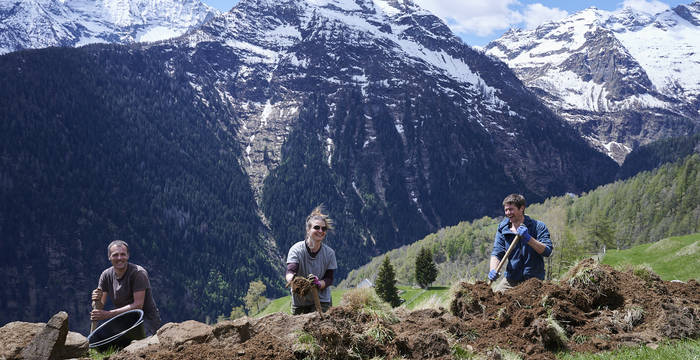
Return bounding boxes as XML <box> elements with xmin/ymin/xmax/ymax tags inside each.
<box><xmin>488</xmin><ymin>269</ymin><xmax>500</xmax><ymax>281</ymax></box>
<box><xmin>517</xmin><ymin>225</ymin><xmax>531</xmax><ymax>242</ymax></box>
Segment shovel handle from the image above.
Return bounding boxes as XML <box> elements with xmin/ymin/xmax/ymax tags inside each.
<box><xmin>488</xmin><ymin>234</ymin><xmax>521</xmax><ymax>285</ymax></box>
<box><xmin>90</xmin><ymin>290</ymin><xmax>104</xmax><ymax>333</ymax></box>
<box><xmin>310</xmin><ymin>286</ymin><xmax>324</xmax><ymax>319</ymax></box>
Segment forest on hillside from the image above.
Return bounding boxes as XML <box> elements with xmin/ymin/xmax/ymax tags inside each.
<box><xmin>0</xmin><ymin>46</ymin><xmax>285</xmax><ymax>330</ymax></box>
<box><xmin>341</xmin><ymin>153</ymin><xmax>700</xmax><ymax>287</ymax></box>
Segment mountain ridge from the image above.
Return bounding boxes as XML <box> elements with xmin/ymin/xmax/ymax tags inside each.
<box><xmin>0</xmin><ymin>0</ymin><xmax>219</xmax><ymax>54</ymax></box>
<box><xmin>2</xmin><ymin>0</ymin><xmax>618</xmax><ymax>331</ymax></box>
<box><xmin>485</xmin><ymin>3</ymin><xmax>700</xmax><ymax>163</ymax></box>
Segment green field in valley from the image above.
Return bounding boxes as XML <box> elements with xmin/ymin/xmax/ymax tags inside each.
<box><xmin>601</xmin><ymin>233</ymin><xmax>700</xmax><ymax>281</ymax></box>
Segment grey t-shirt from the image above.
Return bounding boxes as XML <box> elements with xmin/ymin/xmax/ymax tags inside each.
<box><xmin>98</xmin><ymin>263</ymin><xmax>161</xmax><ymax>333</ymax></box>
<box><xmin>287</xmin><ymin>241</ymin><xmax>337</xmax><ymax>305</ymax></box>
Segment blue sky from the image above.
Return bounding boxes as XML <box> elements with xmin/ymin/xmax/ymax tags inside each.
<box><xmin>202</xmin><ymin>0</ymin><xmax>691</xmax><ymax>46</ymax></box>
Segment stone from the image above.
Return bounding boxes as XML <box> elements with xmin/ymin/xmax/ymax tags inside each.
<box><xmin>19</xmin><ymin>311</ymin><xmax>69</xmax><ymax>360</ymax></box>
<box><xmin>212</xmin><ymin>317</ymin><xmax>252</xmax><ymax>343</ymax></box>
<box><xmin>0</xmin><ymin>322</ymin><xmax>44</xmax><ymax>360</ymax></box>
<box><xmin>60</xmin><ymin>331</ymin><xmax>89</xmax><ymax>359</ymax></box>
<box><xmin>156</xmin><ymin>320</ymin><xmax>213</xmax><ymax>348</ymax></box>
<box><xmin>123</xmin><ymin>334</ymin><xmax>159</xmax><ymax>353</ymax></box>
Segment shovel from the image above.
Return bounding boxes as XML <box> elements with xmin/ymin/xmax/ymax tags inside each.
<box><xmin>488</xmin><ymin>234</ymin><xmax>522</xmax><ymax>285</ymax></box>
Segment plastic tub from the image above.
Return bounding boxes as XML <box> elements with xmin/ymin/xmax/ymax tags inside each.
<box><xmin>88</xmin><ymin>309</ymin><xmax>146</xmax><ymax>352</ymax></box>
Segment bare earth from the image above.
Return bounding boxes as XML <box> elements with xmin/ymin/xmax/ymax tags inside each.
<box><xmin>111</xmin><ymin>259</ymin><xmax>699</xmax><ymax>359</ymax></box>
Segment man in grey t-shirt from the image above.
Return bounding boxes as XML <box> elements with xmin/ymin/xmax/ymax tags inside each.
<box><xmin>91</xmin><ymin>240</ymin><xmax>161</xmax><ymax>335</ymax></box>
<box><xmin>286</xmin><ymin>206</ymin><xmax>338</xmax><ymax>314</ymax></box>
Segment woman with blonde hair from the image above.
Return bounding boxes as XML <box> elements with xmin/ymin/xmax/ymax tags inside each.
<box><xmin>285</xmin><ymin>205</ymin><xmax>338</xmax><ymax>314</ymax></box>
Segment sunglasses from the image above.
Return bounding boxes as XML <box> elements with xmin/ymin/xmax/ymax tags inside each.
<box><xmin>312</xmin><ymin>225</ymin><xmax>328</xmax><ymax>232</ymax></box>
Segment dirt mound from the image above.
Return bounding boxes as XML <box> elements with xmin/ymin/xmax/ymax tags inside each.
<box><xmin>111</xmin><ymin>260</ymin><xmax>698</xmax><ymax>359</ymax></box>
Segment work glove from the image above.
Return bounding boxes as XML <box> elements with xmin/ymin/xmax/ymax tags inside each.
<box><xmin>307</xmin><ymin>274</ymin><xmax>321</xmax><ymax>288</ymax></box>
<box><xmin>517</xmin><ymin>225</ymin><xmax>531</xmax><ymax>243</ymax></box>
<box><xmin>488</xmin><ymin>269</ymin><xmax>500</xmax><ymax>281</ymax></box>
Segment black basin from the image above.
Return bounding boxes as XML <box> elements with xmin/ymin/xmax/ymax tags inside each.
<box><xmin>88</xmin><ymin>309</ymin><xmax>146</xmax><ymax>352</ymax></box>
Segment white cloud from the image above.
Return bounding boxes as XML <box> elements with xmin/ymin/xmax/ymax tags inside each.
<box><xmin>414</xmin><ymin>0</ymin><xmax>523</xmax><ymax>37</ymax></box>
<box><xmin>522</xmin><ymin>3</ymin><xmax>568</xmax><ymax>30</ymax></box>
<box><xmin>621</xmin><ymin>0</ymin><xmax>670</xmax><ymax>14</ymax></box>
<box><xmin>413</xmin><ymin>0</ymin><xmax>570</xmax><ymax>38</ymax></box>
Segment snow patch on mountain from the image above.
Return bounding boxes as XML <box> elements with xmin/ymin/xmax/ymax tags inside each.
<box><xmin>0</xmin><ymin>0</ymin><xmax>219</xmax><ymax>54</ymax></box>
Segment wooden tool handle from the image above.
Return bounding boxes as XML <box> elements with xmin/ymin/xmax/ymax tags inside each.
<box><xmin>488</xmin><ymin>234</ymin><xmax>521</xmax><ymax>285</ymax></box>
<box><xmin>310</xmin><ymin>286</ymin><xmax>324</xmax><ymax>319</ymax></box>
<box><xmin>90</xmin><ymin>290</ymin><xmax>104</xmax><ymax>333</ymax></box>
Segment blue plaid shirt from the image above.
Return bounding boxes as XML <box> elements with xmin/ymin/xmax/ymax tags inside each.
<box><xmin>491</xmin><ymin>215</ymin><xmax>553</xmax><ymax>282</ymax></box>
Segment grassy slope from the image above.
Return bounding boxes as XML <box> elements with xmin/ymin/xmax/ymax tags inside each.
<box><xmin>557</xmin><ymin>339</ymin><xmax>700</xmax><ymax>360</ymax></box>
<box><xmin>601</xmin><ymin>233</ymin><xmax>700</xmax><ymax>281</ymax></box>
<box><xmin>256</xmin><ymin>286</ymin><xmax>451</xmax><ymax>317</ymax></box>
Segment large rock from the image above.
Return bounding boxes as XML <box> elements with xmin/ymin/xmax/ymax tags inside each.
<box><xmin>0</xmin><ymin>319</ymin><xmax>87</xmax><ymax>360</ymax></box>
<box><xmin>19</xmin><ymin>311</ymin><xmax>69</xmax><ymax>360</ymax></box>
<box><xmin>212</xmin><ymin>317</ymin><xmax>252</xmax><ymax>343</ymax></box>
<box><xmin>60</xmin><ymin>331</ymin><xmax>89</xmax><ymax>359</ymax></box>
<box><xmin>0</xmin><ymin>322</ymin><xmax>44</xmax><ymax>359</ymax></box>
<box><xmin>123</xmin><ymin>334</ymin><xmax>159</xmax><ymax>353</ymax></box>
<box><xmin>156</xmin><ymin>321</ymin><xmax>212</xmax><ymax>348</ymax></box>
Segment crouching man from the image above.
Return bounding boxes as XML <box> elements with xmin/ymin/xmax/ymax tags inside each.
<box><xmin>91</xmin><ymin>240</ymin><xmax>161</xmax><ymax>335</ymax></box>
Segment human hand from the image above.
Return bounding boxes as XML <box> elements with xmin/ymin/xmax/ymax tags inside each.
<box><xmin>90</xmin><ymin>309</ymin><xmax>111</xmax><ymax>321</ymax></box>
<box><xmin>307</xmin><ymin>274</ymin><xmax>321</xmax><ymax>288</ymax></box>
<box><xmin>488</xmin><ymin>269</ymin><xmax>500</xmax><ymax>281</ymax></box>
<box><xmin>517</xmin><ymin>225</ymin><xmax>531</xmax><ymax>242</ymax></box>
<box><xmin>91</xmin><ymin>289</ymin><xmax>103</xmax><ymax>302</ymax></box>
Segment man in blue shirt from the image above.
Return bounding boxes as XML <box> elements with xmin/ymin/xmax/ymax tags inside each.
<box><xmin>488</xmin><ymin>194</ymin><xmax>553</xmax><ymax>292</ymax></box>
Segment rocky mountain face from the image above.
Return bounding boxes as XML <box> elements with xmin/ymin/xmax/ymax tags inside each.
<box><xmin>1</xmin><ymin>0</ymin><xmax>618</xmax><ymax>331</ymax></box>
<box><xmin>485</xmin><ymin>3</ymin><xmax>700</xmax><ymax>163</ymax></box>
<box><xmin>0</xmin><ymin>0</ymin><xmax>219</xmax><ymax>54</ymax></box>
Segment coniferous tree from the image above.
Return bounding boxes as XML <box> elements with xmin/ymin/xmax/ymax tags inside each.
<box><xmin>375</xmin><ymin>256</ymin><xmax>401</xmax><ymax>307</ymax></box>
<box><xmin>415</xmin><ymin>246</ymin><xmax>438</xmax><ymax>288</ymax></box>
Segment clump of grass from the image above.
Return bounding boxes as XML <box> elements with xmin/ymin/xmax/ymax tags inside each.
<box><xmin>341</xmin><ymin>288</ymin><xmax>397</xmax><ymax>323</ymax></box>
<box><xmin>548</xmin><ymin>316</ymin><xmax>569</xmax><ymax>348</ymax></box>
<box><xmin>488</xmin><ymin>347</ymin><xmax>523</xmax><ymax>360</ymax></box>
<box><xmin>88</xmin><ymin>346</ymin><xmax>120</xmax><ymax>360</ymax></box>
<box><xmin>571</xmin><ymin>334</ymin><xmax>589</xmax><ymax>344</ymax></box>
<box><xmin>451</xmin><ymin>344</ymin><xmax>477</xmax><ymax>359</ymax></box>
<box><xmin>568</xmin><ymin>268</ymin><xmax>599</xmax><ymax>287</ymax></box>
<box><xmin>292</xmin><ymin>330</ymin><xmax>321</xmax><ymax>360</ymax></box>
<box><xmin>364</xmin><ymin>322</ymin><xmax>395</xmax><ymax>344</ymax></box>
<box><xmin>412</xmin><ymin>294</ymin><xmax>448</xmax><ymax>310</ymax></box>
<box><xmin>630</xmin><ymin>265</ymin><xmax>660</xmax><ymax>284</ymax></box>
<box><xmin>612</xmin><ymin>305</ymin><xmax>644</xmax><ymax>331</ymax></box>
<box><xmin>535</xmin><ymin>316</ymin><xmax>568</xmax><ymax>351</ymax></box>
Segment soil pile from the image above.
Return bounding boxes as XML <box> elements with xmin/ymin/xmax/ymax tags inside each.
<box><xmin>112</xmin><ymin>260</ymin><xmax>698</xmax><ymax>359</ymax></box>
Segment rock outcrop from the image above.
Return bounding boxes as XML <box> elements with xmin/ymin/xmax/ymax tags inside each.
<box><xmin>0</xmin><ymin>311</ymin><xmax>88</xmax><ymax>360</ymax></box>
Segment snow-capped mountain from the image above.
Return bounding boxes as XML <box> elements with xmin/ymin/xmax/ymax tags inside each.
<box><xmin>485</xmin><ymin>3</ymin><xmax>700</xmax><ymax>163</ymax></box>
<box><xmin>0</xmin><ymin>0</ymin><xmax>219</xmax><ymax>54</ymax></box>
<box><xmin>0</xmin><ymin>0</ymin><xmax>619</xmax><ymax>329</ymax></box>
<box><xmin>172</xmin><ymin>0</ymin><xmax>616</xmax><ymax>200</ymax></box>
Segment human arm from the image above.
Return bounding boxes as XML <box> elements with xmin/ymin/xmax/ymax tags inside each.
<box><xmin>91</xmin><ymin>290</ymin><xmax>145</xmax><ymax>321</ymax></box>
<box><xmin>286</xmin><ymin>263</ymin><xmax>299</xmax><ymax>284</ymax></box>
<box><xmin>518</xmin><ymin>223</ymin><xmax>552</xmax><ymax>256</ymax></box>
<box><xmin>488</xmin><ymin>256</ymin><xmax>501</xmax><ymax>281</ymax></box>
<box><xmin>489</xmin><ymin>228</ymin><xmax>506</xmax><ymax>278</ymax></box>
